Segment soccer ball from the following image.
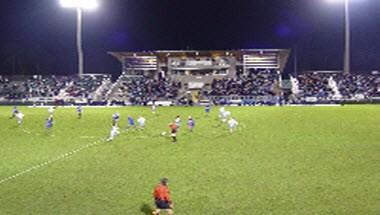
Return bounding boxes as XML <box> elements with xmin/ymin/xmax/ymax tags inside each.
<box><xmin>161</xmin><ymin>131</ymin><xmax>167</xmax><ymax>136</ymax></box>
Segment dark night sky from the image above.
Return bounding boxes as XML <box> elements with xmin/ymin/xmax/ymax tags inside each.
<box><xmin>0</xmin><ymin>0</ymin><xmax>379</xmax><ymax>76</ymax></box>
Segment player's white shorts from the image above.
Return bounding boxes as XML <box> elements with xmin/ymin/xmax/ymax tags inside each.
<box><xmin>110</xmin><ymin>130</ymin><xmax>119</xmax><ymax>138</ymax></box>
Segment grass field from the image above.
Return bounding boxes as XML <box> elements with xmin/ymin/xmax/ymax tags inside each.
<box><xmin>0</xmin><ymin>105</ymin><xmax>379</xmax><ymax>215</ymax></box>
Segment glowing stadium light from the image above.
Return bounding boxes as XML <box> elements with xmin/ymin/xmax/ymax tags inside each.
<box><xmin>60</xmin><ymin>0</ymin><xmax>99</xmax><ymax>76</ymax></box>
<box><xmin>326</xmin><ymin>0</ymin><xmax>362</xmax><ymax>3</ymax></box>
<box><xmin>60</xmin><ymin>0</ymin><xmax>99</xmax><ymax>10</ymax></box>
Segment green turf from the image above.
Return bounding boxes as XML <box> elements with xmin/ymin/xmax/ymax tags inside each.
<box><xmin>0</xmin><ymin>105</ymin><xmax>379</xmax><ymax>214</ymax></box>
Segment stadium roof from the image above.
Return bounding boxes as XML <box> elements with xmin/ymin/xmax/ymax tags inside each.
<box><xmin>108</xmin><ymin>49</ymin><xmax>290</xmax><ymax>62</ymax></box>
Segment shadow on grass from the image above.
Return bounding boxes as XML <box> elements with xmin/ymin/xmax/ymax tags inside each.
<box><xmin>140</xmin><ymin>203</ymin><xmax>153</xmax><ymax>215</ymax></box>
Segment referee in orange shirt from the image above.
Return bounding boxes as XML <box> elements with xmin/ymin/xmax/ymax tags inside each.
<box><xmin>152</xmin><ymin>178</ymin><xmax>173</xmax><ymax>215</ymax></box>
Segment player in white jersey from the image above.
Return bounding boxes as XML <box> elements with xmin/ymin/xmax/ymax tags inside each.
<box><xmin>228</xmin><ymin>117</ymin><xmax>239</xmax><ymax>133</ymax></box>
<box><xmin>107</xmin><ymin>125</ymin><xmax>120</xmax><ymax>142</ymax></box>
<box><xmin>48</xmin><ymin>106</ymin><xmax>55</xmax><ymax>116</ymax></box>
<box><xmin>221</xmin><ymin>111</ymin><xmax>231</xmax><ymax>123</ymax></box>
<box><xmin>151</xmin><ymin>103</ymin><xmax>157</xmax><ymax>114</ymax></box>
<box><xmin>219</xmin><ymin>107</ymin><xmax>225</xmax><ymax>118</ymax></box>
<box><xmin>10</xmin><ymin>106</ymin><xmax>18</xmax><ymax>119</ymax></box>
<box><xmin>137</xmin><ymin>116</ymin><xmax>146</xmax><ymax>129</ymax></box>
<box><xmin>15</xmin><ymin>112</ymin><xmax>24</xmax><ymax>126</ymax></box>
<box><xmin>112</xmin><ymin>112</ymin><xmax>120</xmax><ymax>126</ymax></box>
<box><xmin>76</xmin><ymin>105</ymin><xmax>82</xmax><ymax>119</ymax></box>
<box><xmin>175</xmin><ymin>115</ymin><xmax>181</xmax><ymax>129</ymax></box>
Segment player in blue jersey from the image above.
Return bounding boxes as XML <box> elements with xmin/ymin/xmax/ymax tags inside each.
<box><xmin>112</xmin><ymin>112</ymin><xmax>120</xmax><ymax>126</ymax></box>
<box><xmin>205</xmin><ymin>103</ymin><xmax>211</xmax><ymax>118</ymax></box>
<box><xmin>46</xmin><ymin>115</ymin><xmax>54</xmax><ymax>129</ymax></box>
<box><xmin>10</xmin><ymin>106</ymin><xmax>19</xmax><ymax>119</ymax></box>
<box><xmin>127</xmin><ymin>115</ymin><xmax>136</xmax><ymax>130</ymax></box>
<box><xmin>76</xmin><ymin>105</ymin><xmax>82</xmax><ymax>119</ymax></box>
<box><xmin>187</xmin><ymin>116</ymin><xmax>195</xmax><ymax>132</ymax></box>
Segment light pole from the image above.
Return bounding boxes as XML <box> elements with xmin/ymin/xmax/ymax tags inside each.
<box><xmin>327</xmin><ymin>0</ymin><xmax>350</xmax><ymax>74</ymax></box>
<box><xmin>60</xmin><ymin>0</ymin><xmax>99</xmax><ymax>76</ymax></box>
<box><xmin>343</xmin><ymin>0</ymin><xmax>350</xmax><ymax>74</ymax></box>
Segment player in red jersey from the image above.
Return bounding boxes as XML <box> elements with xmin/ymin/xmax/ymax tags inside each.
<box><xmin>168</xmin><ymin>122</ymin><xmax>177</xmax><ymax>143</ymax></box>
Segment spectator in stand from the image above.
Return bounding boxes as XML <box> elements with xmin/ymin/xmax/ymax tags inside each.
<box><xmin>208</xmin><ymin>69</ymin><xmax>278</xmax><ymax>97</ymax></box>
<box><xmin>295</xmin><ymin>72</ymin><xmax>333</xmax><ymax>102</ymax></box>
<box><xmin>116</xmin><ymin>75</ymin><xmax>181</xmax><ymax>105</ymax></box>
<box><xmin>334</xmin><ymin>73</ymin><xmax>380</xmax><ymax>99</ymax></box>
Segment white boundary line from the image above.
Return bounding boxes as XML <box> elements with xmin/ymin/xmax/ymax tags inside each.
<box><xmin>0</xmin><ymin>138</ymin><xmax>106</xmax><ymax>186</ymax></box>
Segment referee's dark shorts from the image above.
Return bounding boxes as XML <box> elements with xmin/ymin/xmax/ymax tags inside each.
<box><xmin>155</xmin><ymin>199</ymin><xmax>171</xmax><ymax>209</ymax></box>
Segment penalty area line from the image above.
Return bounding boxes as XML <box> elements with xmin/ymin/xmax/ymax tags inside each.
<box><xmin>0</xmin><ymin>138</ymin><xmax>106</xmax><ymax>186</ymax></box>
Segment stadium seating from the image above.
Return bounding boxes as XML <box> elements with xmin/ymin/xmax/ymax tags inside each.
<box><xmin>63</xmin><ymin>75</ymin><xmax>109</xmax><ymax>100</ymax></box>
<box><xmin>208</xmin><ymin>69</ymin><xmax>279</xmax><ymax>97</ymax></box>
<box><xmin>334</xmin><ymin>73</ymin><xmax>380</xmax><ymax>99</ymax></box>
<box><xmin>23</xmin><ymin>75</ymin><xmax>70</xmax><ymax>98</ymax></box>
<box><xmin>108</xmin><ymin>75</ymin><xmax>181</xmax><ymax>105</ymax></box>
<box><xmin>293</xmin><ymin>72</ymin><xmax>334</xmax><ymax>103</ymax></box>
<box><xmin>0</xmin><ymin>71</ymin><xmax>379</xmax><ymax>105</ymax></box>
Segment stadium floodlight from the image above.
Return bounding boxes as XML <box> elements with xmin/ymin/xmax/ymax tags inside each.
<box><xmin>326</xmin><ymin>0</ymin><xmax>351</xmax><ymax>74</ymax></box>
<box><xmin>60</xmin><ymin>0</ymin><xmax>99</xmax><ymax>76</ymax></box>
<box><xmin>60</xmin><ymin>0</ymin><xmax>99</xmax><ymax>10</ymax></box>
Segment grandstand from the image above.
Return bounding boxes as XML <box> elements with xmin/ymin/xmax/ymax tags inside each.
<box><xmin>0</xmin><ymin>50</ymin><xmax>379</xmax><ymax>106</ymax></box>
<box><xmin>108</xmin><ymin>49</ymin><xmax>290</xmax><ymax>105</ymax></box>
<box><xmin>289</xmin><ymin>71</ymin><xmax>380</xmax><ymax>104</ymax></box>
<box><xmin>0</xmin><ymin>74</ymin><xmax>110</xmax><ymax>105</ymax></box>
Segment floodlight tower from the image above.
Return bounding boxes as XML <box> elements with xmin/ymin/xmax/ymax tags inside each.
<box><xmin>327</xmin><ymin>0</ymin><xmax>350</xmax><ymax>74</ymax></box>
<box><xmin>60</xmin><ymin>0</ymin><xmax>99</xmax><ymax>76</ymax></box>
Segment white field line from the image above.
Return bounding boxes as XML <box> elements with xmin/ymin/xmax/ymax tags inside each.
<box><xmin>0</xmin><ymin>138</ymin><xmax>105</xmax><ymax>186</ymax></box>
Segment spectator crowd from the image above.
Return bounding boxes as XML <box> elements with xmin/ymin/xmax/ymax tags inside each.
<box><xmin>208</xmin><ymin>69</ymin><xmax>279</xmax><ymax>97</ymax></box>
<box><xmin>0</xmin><ymin>71</ymin><xmax>379</xmax><ymax>104</ymax></box>
<box><xmin>112</xmin><ymin>75</ymin><xmax>181</xmax><ymax>105</ymax></box>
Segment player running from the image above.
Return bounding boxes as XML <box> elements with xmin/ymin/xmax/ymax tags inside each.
<box><xmin>137</xmin><ymin>116</ymin><xmax>146</xmax><ymax>130</ymax></box>
<box><xmin>15</xmin><ymin>111</ymin><xmax>24</xmax><ymax>126</ymax></box>
<box><xmin>175</xmin><ymin>116</ymin><xmax>181</xmax><ymax>130</ymax></box>
<box><xmin>228</xmin><ymin>117</ymin><xmax>239</xmax><ymax>133</ymax></box>
<box><xmin>151</xmin><ymin>103</ymin><xmax>157</xmax><ymax>115</ymax></box>
<box><xmin>219</xmin><ymin>106</ymin><xmax>226</xmax><ymax>119</ymax></box>
<box><xmin>107</xmin><ymin>125</ymin><xmax>120</xmax><ymax>142</ymax></box>
<box><xmin>152</xmin><ymin>178</ymin><xmax>174</xmax><ymax>215</ymax></box>
<box><xmin>221</xmin><ymin>110</ymin><xmax>231</xmax><ymax>123</ymax></box>
<box><xmin>205</xmin><ymin>103</ymin><xmax>211</xmax><ymax>117</ymax></box>
<box><xmin>168</xmin><ymin>121</ymin><xmax>178</xmax><ymax>143</ymax></box>
<box><xmin>127</xmin><ymin>115</ymin><xmax>136</xmax><ymax>130</ymax></box>
<box><xmin>112</xmin><ymin>112</ymin><xmax>120</xmax><ymax>126</ymax></box>
<box><xmin>187</xmin><ymin>116</ymin><xmax>195</xmax><ymax>132</ymax></box>
<box><xmin>76</xmin><ymin>105</ymin><xmax>82</xmax><ymax>119</ymax></box>
<box><xmin>10</xmin><ymin>106</ymin><xmax>19</xmax><ymax>119</ymax></box>
<box><xmin>46</xmin><ymin>115</ymin><xmax>54</xmax><ymax>130</ymax></box>
<box><xmin>48</xmin><ymin>106</ymin><xmax>55</xmax><ymax>116</ymax></box>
